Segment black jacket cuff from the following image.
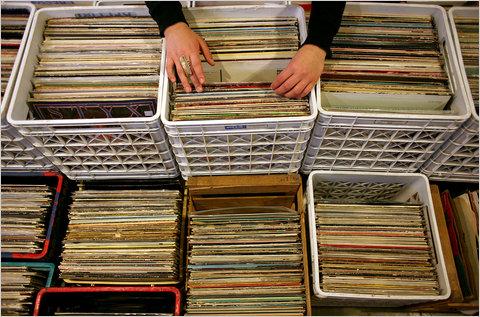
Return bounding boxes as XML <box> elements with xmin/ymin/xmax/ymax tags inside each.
<box><xmin>146</xmin><ymin>1</ymin><xmax>188</xmax><ymax>37</ymax></box>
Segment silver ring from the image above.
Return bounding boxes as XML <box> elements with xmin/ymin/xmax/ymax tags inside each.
<box><xmin>179</xmin><ymin>55</ymin><xmax>192</xmax><ymax>77</ymax></box>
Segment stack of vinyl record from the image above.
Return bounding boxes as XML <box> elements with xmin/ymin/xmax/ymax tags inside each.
<box><xmin>315</xmin><ymin>203</ymin><xmax>441</xmax><ymax>296</ymax></box>
<box><xmin>59</xmin><ymin>189</ymin><xmax>182</xmax><ymax>284</ymax></box>
<box><xmin>29</xmin><ymin>16</ymin><xmax>161</xmax><ymax>120</ymax></box>
<box><xmin>188</xmin><ymin>17</ymin><xmax>299</xmax><ymax>61</ymax></box>
<box><xmin>1</xmin><ymin>266</ymin><xmax>49</xmax><ymax>315</ymax></box>
<box><xmin>1</xmin><ymin>184</ymin><xmax>53</xmax><ymax>254</ymax></box>
<box><xmin>323</xmin><ymin>13</ymin><xmax>452</xmax><ymax>112</ymax></box>
<box><xmin>186</xmin><ymin>208</ymin><xmax>307</xmax><ymax>315</ymax></box>
<box><xmin>454</xmin><ymin>15</ymin><xmax>479</xmax><ymax>111</ymax></box>
<box><xmin>1</xmin><ymin>8</ymin><xmax>30</xmax><ymax>97</ymax></box>
<box><xmin>170</xmin><ymin>82</ymin><xmax>310</xmax><ymax>121</ymax></box>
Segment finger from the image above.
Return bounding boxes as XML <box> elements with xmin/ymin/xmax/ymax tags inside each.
<box><xmin>285</xmin><ymin>80</ymin><xmax>309</xmax><ymax>99</ymax></box>
<box><xmin>300</xmin><ymin>82</ymin><xmax>315</xmax><ymax>98</ymax></box>
<box><xmin>271</xmin><ymin>67</ymin><xmax>294</xmax><ymax>90</ymax></box>
<box><xmin>190</xmin><ymin>53</ymin><xmax>205</xmax><ymax>85</ymax></box>
<box><xmin>173</xmin><ymin>58</ymin><xmax>192</xmax><ymax>93</ymax></box>
<box><xmin>199</xmin><ymin>37</ymin><xmax>215</xmax><ymax>66</ymax></box>
<box><xmin>274</xmin><ymin>74</ymin><xmax>300</xmax><ymax>96</ymax></box>
<box><xmin>189</xmin><ymin>69</ymin><xmax>203</xmax><ymax>93</ymax></box>
<box><xmin>166</xmin><ymin>57</ymin><xmax>176</xmax><ymax>83</ymax></box>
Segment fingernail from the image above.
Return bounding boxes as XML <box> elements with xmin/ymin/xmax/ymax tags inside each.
<box><xmin>200</xmin><ymin>77</ymin><xmax>205</xmax><ymax>84</ymax></box>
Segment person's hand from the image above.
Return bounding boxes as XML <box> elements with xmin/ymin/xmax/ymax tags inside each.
<box><xmin>164</xmin><ymin>22</ymin><xmax>215</xmax><ymax>93</ymax></box>
<box><xmin>271</xmin><ymin>44</ymin><xmax>326</xmax><ymax>99</ymax></box>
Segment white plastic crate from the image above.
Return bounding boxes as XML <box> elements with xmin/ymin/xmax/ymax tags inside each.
<box><xmin>306</xmin><ymin>170</ymin><xmax>450</xmax><ymax>306</ymax></box>
<box><xmin>160</xmin><ymin>5</ymin><xmax>316</xmax><ymax>178</ymax></box>
<box><xmin>1</xmin><ymin>2</ymin><xmax>54</xmax><ymax>171</ymax></box>
<box><xmin>7</xmin><ymin>5</ymin><xmax>179</xmax><ymax>180</ymax></box>
<box><xmin>301</xmin><ymin>3</ymin><xmax>470</xmax><ymax>174</ymax></box>
<box><xmin>420</xmin><ymin>7</ymin><xmax>479</xmax><ymax>183</ymax></box>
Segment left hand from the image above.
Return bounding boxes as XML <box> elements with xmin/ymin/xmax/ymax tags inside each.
<box><xmin>164</xmin><ymin>22</ymin><xmax>215</xmax><ymax>93</ymax></box>
<box><xmin>271</xmin><ymin>44</ymin><xmax>326</xmax><ymax>99</ymax></box>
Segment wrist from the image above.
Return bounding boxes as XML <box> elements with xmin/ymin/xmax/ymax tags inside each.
<box><xmin>302</xmin><ymin>44</ymin><xmax>327</xmax><ymax>59</ymax></box>
<box><xmin>164</xmin><ymin>22</ymin><xmax>189</xmax><ymax>36</ymax></box>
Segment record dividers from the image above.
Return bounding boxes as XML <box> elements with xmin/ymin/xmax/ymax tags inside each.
<box><xmin>405</xmin><ymin>184</ymin><xmax>479</xmax><ymax>313</ymax></box>
<box><xmin>185</xmin><ymin>174</ymin><xmax>312</xmax><ymax>316</ymax></box>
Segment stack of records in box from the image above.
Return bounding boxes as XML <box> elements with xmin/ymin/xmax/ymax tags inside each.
<box><xmin>187</xmin><ymin>16</ymin><xmax>299</xmax><ymax>61</ymax></box>
<box><xmin>454</xmin><ymin>14</ymin><xmax>479</xmax><ymax>112</ymax></box>
<box><xmin>1</xmin><ymin>7</ymin><xmax>30</xmax><ymax>97</ymax></box>
<box><xmin>1</xmin><ymin>184</ymin><xmax>53</xmax><ymax>254</ymax></box>
<box><xmin>313</xmin><ymin>182</ymin><xmax>441</xmax><ymax>297</ymax></box>
<box><xmin>170</xmin><ymin>17</ymin><xmax>307</xmax><ymax>121</ymax></box>
<box><xmin>1</xmin><ymin>265</ymin><xmax>50</xmax><ymax>315</ymax></box>
<box><xmin>28</xmin><ymin>16</ymin><xmax>162</xmax><ymax>120</ymax></box>
<box><xmin>163</xmin><ymin>7</ymin><xmax>314</xmax><ymax>178</ymax></box>
<box><xmin>1</xmin><ymin>8</ymin><xmax>30</xmax><ymax>97</ymax></box>
<box><xmin>323</xmin><ymin>13</ymin><xmax>452</xmax><ymax>113</ymax></box>
<box><xmin>186</xmin><ymin>208</ymin><xmax>307</xmax><ymax>315</ymax></box>
<box><xmin>170</xmin><ymin>82</ymin><xmax>310</xmax><ymax>121</ymax></box>
<box><xmin>59</xmin><ymin>188</ymin><xmax>182</xmax><ymax>284</ymax></box>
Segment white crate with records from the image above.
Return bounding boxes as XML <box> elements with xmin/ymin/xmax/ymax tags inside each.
<box><xmin>160</xmin><ymin>5</ymin><xmax>317</xmax><ymax>178</ymax></box>
<box><xmin>7</xmin><ymin>5</ymin><xmax>178</xmax><ymax>180</ymax></box>
<box><xmin>1</xmin><ymin>2</ymin><xmax>54</xmax><ymax>171</ymax></box>
<box><xmin>420</xmin><ymin>7</ymin><xmax>479</xmax><ymax>183</ymax></box>
<box><xmin>301</xmin><ymin>2</ymin><xmax>470</xmax><ymax>174</ymax></box>
<box><xmin>306</xmin><ymin>170</ymin><xmax>450</xmax><ymax>306</ymax></box>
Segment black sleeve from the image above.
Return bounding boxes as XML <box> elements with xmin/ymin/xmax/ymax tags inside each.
<box><xmin>146</xmin><ymin>1</ymin><xmax>187</xmax><ymax>37</ymax></box>
<box><xmin>302</xmin><ymin>1</ymin><xmax>345</xmax><ymax>58</ymax></box>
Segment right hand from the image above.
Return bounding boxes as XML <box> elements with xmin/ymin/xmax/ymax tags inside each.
<box><xmin>164</xmin><ymin>22</ymin><xmax>215</xmax><ymax>93</ymax></box>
